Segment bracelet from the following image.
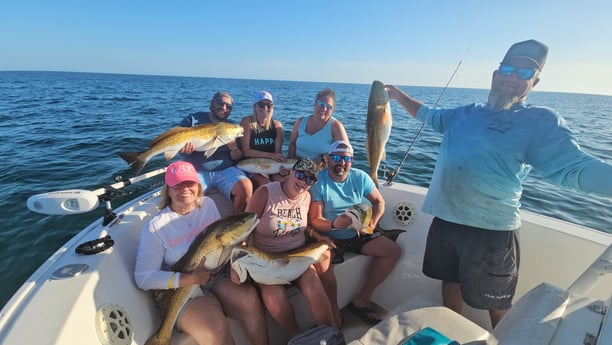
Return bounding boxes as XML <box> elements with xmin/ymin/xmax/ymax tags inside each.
<box><xmin>330</xmin><ymin>219</ymin><xmax>336</xmax><ymax>230</ymax></box>
<box><xmin>168</xmin><ymin>272</ymin><xmax>176</xmax><ymax>289</ymax></box>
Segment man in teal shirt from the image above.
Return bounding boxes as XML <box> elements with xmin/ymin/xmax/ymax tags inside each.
<box><xmin>309</xmin><ymin>141</ymin><xmax>401</xmax><ymax>326</ymax></box>
<box><xmin>386</xmin><ymin>39</ymin><xmax>612</xmax><ymax>328</ymax></box>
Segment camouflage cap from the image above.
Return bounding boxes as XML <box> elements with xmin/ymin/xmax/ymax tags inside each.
<box><xmin>292</xmin><ymin>158</ymin><xmax>318</xmax><ymax>175</ymax></box>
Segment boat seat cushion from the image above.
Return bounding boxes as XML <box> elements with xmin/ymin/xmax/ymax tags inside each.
<box><xmin>348</xmin><ymin>296</ymin><xmax>490</xmax><ymax>345</ymax></box>
<box><xmin>490</xmin><ymin>282</ymin><xmax>570</xmax><ymax>345</ymax></box>
<box><xmin>348</xmin><ymin>283</ymin><xmax>573</xmax><ymax>345</ymax></box>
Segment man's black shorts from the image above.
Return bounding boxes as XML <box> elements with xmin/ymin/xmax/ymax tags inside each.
<box><xmin>422</xmin><ymin>217</ymin><xmax>520</xmax><ymax>309</ymax></box>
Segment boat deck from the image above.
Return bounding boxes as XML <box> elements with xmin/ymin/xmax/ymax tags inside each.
<box><xmin>1</xmin><ymin>183</ymin><xmax>610</xmax><ymax>345</ymax></box>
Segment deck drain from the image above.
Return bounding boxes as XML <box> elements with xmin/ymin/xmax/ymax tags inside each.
<box><xmin>95</xmin><ymin>303</ymin><xmax>133</xmax><ymax>345</ymax></box>
<box><xmin>393</xmin><ymin>201</ymin><xmax>417</xmax><ymax>225</ymax></box>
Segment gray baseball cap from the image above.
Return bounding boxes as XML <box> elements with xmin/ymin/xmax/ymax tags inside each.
<box><xmin>501</xmin><ymin>39</ymin><xmax>548</xmax><ymax>70</ymax></box>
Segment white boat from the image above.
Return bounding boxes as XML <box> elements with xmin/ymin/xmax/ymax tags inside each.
<box><xmin>0</xmin><ymin>171</ymin><xmax>610</xmax><ymax>345</ymax></box>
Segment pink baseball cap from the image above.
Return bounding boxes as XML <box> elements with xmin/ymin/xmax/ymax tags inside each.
<box><xmin>165</xmin><ymin>161</ymin><xmax>200</xmax><ymax>187</ymax></box>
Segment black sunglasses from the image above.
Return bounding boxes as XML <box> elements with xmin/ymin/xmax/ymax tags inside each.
<box><xmin>256</xmin><ymin>102</ymin><xmax>274</xmax><ymax>109</ymax></box>
<box><xmin>214</xmin><ymin>100</ymin><xmax>233</xmax><ymax>110</ymax></box>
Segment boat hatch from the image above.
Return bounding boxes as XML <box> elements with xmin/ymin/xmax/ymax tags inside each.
<box><xmin>50</xmin><ymin>263</ymin><xmax>89</xmax><ymax>280</ymax></box>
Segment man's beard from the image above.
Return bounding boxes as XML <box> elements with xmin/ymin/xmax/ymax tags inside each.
<box><xmin>487</xmin><ymin>89</ymin><xmax>520</xmax><ymax>111</ymax></box>
<box><xmin>211</xmin><ymin>110</ymin><xmax>229</xmax><ymax>122</ymax></box>
<box><xmin>331</xmin><ymin>164</ymin><xmax>348</xmax><ymax>179</ymax></box>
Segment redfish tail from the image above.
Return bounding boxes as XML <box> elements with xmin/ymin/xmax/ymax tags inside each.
<box><xmin>118</xmin><ymin>151</ymin><xmax>146</xmax><ymax>174</ymax></box>
<box><xmin>371</xmin><ymin>174</ymin><xmax>379</xmax><ymax>188</ymax></box>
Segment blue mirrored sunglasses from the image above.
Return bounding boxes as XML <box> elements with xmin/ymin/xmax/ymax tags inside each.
<box><xmin>498</xmin><ymin>65</ymin><xmax>537</xmax><ymax>80</ymax></box>
<box><xmin>294</xmin><ymin>170</ymin><xmax>317</xmax><ymax>186</ymax></box>
<box><xmin>330</xmin><ymin>154</ymin><xmax>352</xmax><ymax>163</ymax></box>
<box><xmin>316</xmin><ymin>100</ymin><xmax>334</xmax><ymax>110</ymax></box>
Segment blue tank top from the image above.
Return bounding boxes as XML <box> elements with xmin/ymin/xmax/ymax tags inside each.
<box><xmin>295</xmin><ymin>115</ymin><xmax>335</xmax><ymax>159</ymax></box>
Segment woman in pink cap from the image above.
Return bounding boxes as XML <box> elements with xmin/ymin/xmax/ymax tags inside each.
<box><xmin>134</xmin><ymin>161</ymin><xmax>267</xmax><ymax>345</ymax></box>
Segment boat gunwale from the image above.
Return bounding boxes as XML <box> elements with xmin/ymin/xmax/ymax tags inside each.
<box><xmin>1</xmin><ymin>182</ymin><xmax>611</xmax><ymax>344</ymax></box>
<box><xmin>0</xmin><ymin>188</ymin><xmax>162</xmax><ymax>340</ymax></box>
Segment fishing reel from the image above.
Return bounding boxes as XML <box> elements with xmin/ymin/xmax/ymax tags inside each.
<box><xmin>384</xmin><ymin>167</ymin><xmax>399</xmax><ymax>186</ymax></box>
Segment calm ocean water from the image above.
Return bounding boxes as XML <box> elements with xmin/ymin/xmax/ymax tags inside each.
<box><xmin>1</xmin><ymin>71</ymin><xmax>610</xmax><ymax>307</ymax></box>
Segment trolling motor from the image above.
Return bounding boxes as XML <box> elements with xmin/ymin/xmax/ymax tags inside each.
<box><xmin>26</xmin><ymin>167</ymin><xmax>167</xmax><ymax>219</ymax></box>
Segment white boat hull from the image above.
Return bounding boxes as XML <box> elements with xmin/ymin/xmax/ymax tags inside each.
<box><xmin>1</xmin><ymin>182</ymin><xmax>610</xmax><ymax>345</ymax></box>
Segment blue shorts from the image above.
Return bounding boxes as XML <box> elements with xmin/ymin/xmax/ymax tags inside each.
<box><xmin>198</xmin><ymin>166</ymin><xmax>247</xmax><ymax>199</ymax></box>
<box><xmin>422</xmin><ymin>217</ymin><xmax>520</xmax><ymax>310</ymax></box>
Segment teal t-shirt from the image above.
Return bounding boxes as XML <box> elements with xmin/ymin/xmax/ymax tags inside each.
<box><xmin>310</xmin><ymin>168</ymin><xmax>375</xmax><ymax>239</ymax></box>
<box><xmin>416</xmin><ymin>102</ymin><xmax>612</xmax><ymax>230</ymax></box>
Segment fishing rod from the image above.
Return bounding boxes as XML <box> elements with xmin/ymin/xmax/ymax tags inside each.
<box><xmin>385</xmin><ymin>47</ymin><xmax>470</xmax><ymax>185</ymax></box>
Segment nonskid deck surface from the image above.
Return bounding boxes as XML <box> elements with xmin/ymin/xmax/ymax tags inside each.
<box><xmin>340</xmin><ymin>303</ymin><xmax>388</xmax><ymax>342</ymax></box>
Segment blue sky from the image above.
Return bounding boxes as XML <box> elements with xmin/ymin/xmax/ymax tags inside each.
<box><xmin>2</xmin><ymin>0</ymin><xmax>612</xmax><ymax>95</ymax></box>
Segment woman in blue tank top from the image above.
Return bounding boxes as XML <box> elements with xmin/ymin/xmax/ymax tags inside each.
<box><xmin>288</xmin><ymin>88</ymin><xmax>348</xmax><ymax>169</ymax></box>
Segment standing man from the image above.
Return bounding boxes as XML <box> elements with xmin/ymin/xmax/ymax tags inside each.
<box><xmin>386</xmin><ymin>39</ymin><xmax>612</xmax><ymax>328</ymax></box>
<box><xmin>179</xmin><ymin>91</ymin><xmax>252</xmax><ymax>213</ymax></box>
<box><xmin>309</xmin><ymin>140</ymin><xmax>401</xmax><ymax>325</ymax></box>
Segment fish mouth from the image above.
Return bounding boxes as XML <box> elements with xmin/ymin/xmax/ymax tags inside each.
<box><xmin>229</xmin><ymin>219</ymin><xmax>259</xmax><ymax>245</ymax></box>
<box><xmin>230</xmin><ymin>247</ymin><xmax>250</xmax><ymax>261</ymax></box>
<box><xmin>215</xmin><ymin>213</ymin><xmax>259</xmax><ymax>248</ymax></box>
<box><xmin>346</xmin><ymin>208</ymin><xmax>365</xmax><ymax>221</ymax></box>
